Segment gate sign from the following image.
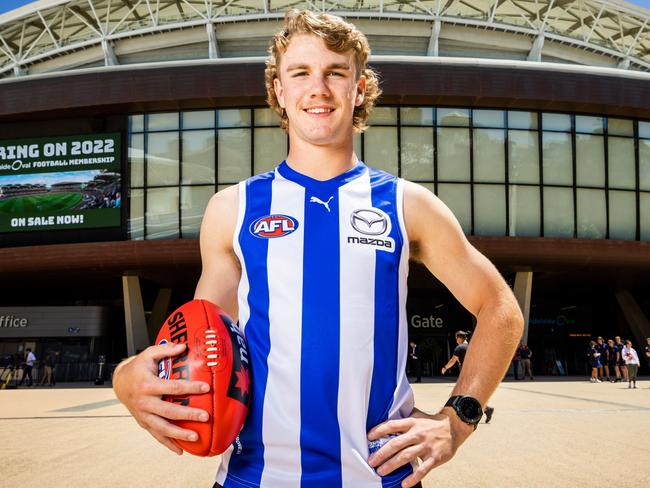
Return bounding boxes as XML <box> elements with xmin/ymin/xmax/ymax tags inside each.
<box><xmin>0</xmin><ymin>133</ymin><xmax>121</xmax><ymax>233</ymax></box>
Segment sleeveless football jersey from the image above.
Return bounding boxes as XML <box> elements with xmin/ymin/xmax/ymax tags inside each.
<box><xmin>216</xmin><ymin>161</ymin><xmax>414</xmax><ymax>488</ymax></box>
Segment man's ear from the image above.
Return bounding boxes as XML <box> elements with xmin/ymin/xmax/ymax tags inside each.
<box><xmin>274</xmin><ymin>77</ymin><xmax>285</xmax><ymax>108</ymax></box>
<box><xmin>355</xmin><ymin>75</ymin><xmax>366</xmax><ymax>107</ymax></box>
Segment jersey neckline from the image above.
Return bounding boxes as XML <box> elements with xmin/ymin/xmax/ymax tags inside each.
<box><xmin>276</xmin><ymin>160</ymin><xmax>367</xmax><ymax>189</ymax></box>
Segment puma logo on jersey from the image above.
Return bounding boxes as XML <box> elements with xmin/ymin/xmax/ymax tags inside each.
<box><xmin>310</xmin><ymin>196</ymin><xmax>333</xmax><ymax>212</ymax></box>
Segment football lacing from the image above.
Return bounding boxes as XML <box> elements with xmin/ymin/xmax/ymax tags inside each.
<box><xmin>205</xmin><ymin>329</ymin><xmax>220</xmax><ymax>367</ymax></box>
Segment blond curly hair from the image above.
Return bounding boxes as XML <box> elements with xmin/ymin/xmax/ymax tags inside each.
<box><xmin>265</xmin><ymin>10</ymin><xmax>381</xmax><ymax>133</ymax></box>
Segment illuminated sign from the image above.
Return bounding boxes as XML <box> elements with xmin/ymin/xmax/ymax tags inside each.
<box><xmin>0</xmin><ymin>133</ymin><xmax>121</xmax><ymax>233</ymax></box>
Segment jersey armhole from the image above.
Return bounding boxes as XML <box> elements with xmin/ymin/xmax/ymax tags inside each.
<box><xmin>396</xmin><ymin>178</ymin><xmax>410</xmax><ymax>262</ymax></box>
<box><xmin>232</xmin><ymin>181</ymin><xmax>247</xmax><ymax>270</ymax></box>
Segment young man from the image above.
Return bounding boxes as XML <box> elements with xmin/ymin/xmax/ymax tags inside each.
<box><xmin>18</xmin><ymin>348</ymin><xmax>36</xmax><ymax>387</ymax></box>
<box><xmin>615</xmin><ymin>336</ymin><xmax>629</xmax><ymax>382</ymax></box>
<box><xmin>441</xmin><ymin>331</ymin><xmax>494</xmax><ymax>423</ymax></box>
<box><xmin>112</xmin><ymin>10</ymin><xmax>523</xmax><ymax>488</ymax></box>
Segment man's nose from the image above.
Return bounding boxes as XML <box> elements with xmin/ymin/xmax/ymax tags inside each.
<box><xmin>309</xmin><ymin>73</ymin><xmax>331</xmax><ymax>98</ymax></box>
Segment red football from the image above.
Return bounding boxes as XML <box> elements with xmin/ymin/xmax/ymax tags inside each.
<box><xmin>155</xmin><ymin>299</ymin><xmax>251</xmax><ymax>456</ymax></box>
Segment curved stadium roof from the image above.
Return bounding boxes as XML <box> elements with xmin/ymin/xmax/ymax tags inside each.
<box><xmin>0</xmin><ymin>0</ymin><xmax>649</xmax><ymax>78</ymax></box>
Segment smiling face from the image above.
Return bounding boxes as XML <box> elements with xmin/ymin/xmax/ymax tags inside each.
<box><xmin>273</xmin><ymin>34</ymin><xmax>366</xmax><ymax>149</ymax></box>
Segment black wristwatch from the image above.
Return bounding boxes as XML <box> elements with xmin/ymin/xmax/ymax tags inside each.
<box><xmin>444</xmin><ymin>395</ymin><xmax>483</xmax><ymax>430</ymax></box>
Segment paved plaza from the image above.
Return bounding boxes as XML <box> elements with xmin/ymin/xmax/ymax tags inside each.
<box><xmin>1</xmin><ymin>378</ymin><xmax>648</xmax><ymax>488</ymax></box>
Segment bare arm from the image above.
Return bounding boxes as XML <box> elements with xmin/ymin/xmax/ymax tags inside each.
<box><xmin>112</xmin><ymin>185</ymin><xmax>241</xmax><ymax>454</ymax></box>
<box><xmin>368</xmin><ymin>182</ymin><xmax>523</xmax><ymax>486</ymax></box>
<box><xmin>193</xmin><ymin>185</ymin><xmax>241</xmax><ymax>319</ymax></box>
<box><xmin>405</xmin><ymin>181</ymin><xmax>522</xmax><ymax>406</ymax></box>
<box><xmin>441</xmin><ymin>355</ymin><xmax>459</xmax><ymax>374</ymax></box>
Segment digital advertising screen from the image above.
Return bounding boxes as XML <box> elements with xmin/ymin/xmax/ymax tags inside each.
<box><xmin>0</xmin><ymin>133</ymin><xmax>121</xmax><ymax>233</ymax></box>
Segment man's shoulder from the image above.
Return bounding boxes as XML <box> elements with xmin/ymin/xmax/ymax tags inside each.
<box><xmin>248</xmin><ymin>168</ymin><xmax>277</xmax><ymax>184</ymax></box>
<box><xmin>364</xmin><ymin>164</ymin><xmax>399</xmax><ymax>181</ymax></box>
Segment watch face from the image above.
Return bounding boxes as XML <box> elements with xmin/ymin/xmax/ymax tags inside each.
<box><xmin>458</xmin><ymin>396</ymin><xmax>482</xmax><ymax>423</ymax></box>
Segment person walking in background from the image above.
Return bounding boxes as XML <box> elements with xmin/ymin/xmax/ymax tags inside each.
<box><xmin>512</xmin><ymin>345</ymin><xmax>521</xmax><ymax>380</ymax></box>
<box><xmin>588</xmin><ymin>341</ymin><xmax>601</xmax><ymax>383</ymax></box>
<box><xmin>596</xmin><ymin>337</ymin><xmax>610</xmax><ymax>381</ymax></box>
<box><xmin>621</xmin><ymin>340</ymin><xmax>640</xmax><ymax>389</ymax></box>
<box><xmin>606</xmin><ymin>339</ymin><xmax>620</xmax><ymax>382</ymax></box>
<box><xmin>18</xmin><ymin>348</ymin><xmax>36</xmax><ymax>387</ymax></box>
<box><xmin>518</xmin><ymin>343</ymin><xmax>533</xmax><ymax>380</ymax></box>
<box><xmin>442</xmin><ymin>331</ymin><xmax>494</xmax><ymax>423</ymax></box>
<box><xmin>51</xmin><ymin>351</ymin><xmax>59</xmax><ymax>386</ymax></box>
<box><xmin>40</xmin><ymin>351</ymin><xmax>53</xmax><ymax>386</ymax></box>
<box><xmin>614</xmin><ymin>336</ymin><xmax>628</xmax><ymax>382</ymax></box>
<box><xmin>408</xmin><ymin>341</ymin><xmax>422</xmax><ymax>383</ymax></box>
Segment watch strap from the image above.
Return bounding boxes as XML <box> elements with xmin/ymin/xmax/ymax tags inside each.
<box><xmin>444</xmin><ymin>395</ymin><xmax>482</xmax><ymax>430</ymax></box>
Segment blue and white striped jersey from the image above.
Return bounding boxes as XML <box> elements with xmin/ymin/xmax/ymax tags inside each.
<box><xmin>216</xmin><ymin>161</ymin><xmax>414</xmax><ymax>488</ymax></box>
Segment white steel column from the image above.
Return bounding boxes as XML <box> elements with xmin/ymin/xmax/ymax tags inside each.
<box><xmin>207</xmin><ymin>23</ymin><xmax>219</xmax><ymax>59</ymax></box>
<box><xmin>122</xmin><ymin>274</ymin><xmax>149</xmax><ymax>356</ymax></box>
<box><xmin>427</xmin><ymin>19</ymin><xmax>441</xmax><ymax>56</ymax></box>
<box><xmin>513</xmin><ymin>271</ymin><xmax>533</xmax><ymax>344</ymax></box>
<box><xmin>102</xmin><ymin>39</ymin><xmax>119</xmax><ymax>66</ymax></box>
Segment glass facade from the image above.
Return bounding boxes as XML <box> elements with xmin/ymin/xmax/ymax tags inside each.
<box><xmin>129</xmin><ymin>108</ymin><xmax>650</xmax><ymax>241</ymax></box>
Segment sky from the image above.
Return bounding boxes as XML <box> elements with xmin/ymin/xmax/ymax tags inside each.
<box><xmin>0</xmin><ymin>0</ymin><xmax>39</xmax><ymax>15</ymax></box>
<box><xmin>0</xmin><ymin>0</ymin><xmax>650</xmax><ymax>15</ymax></box>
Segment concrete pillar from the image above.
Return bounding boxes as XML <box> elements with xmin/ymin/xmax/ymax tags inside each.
<box><xmin>614</xmin><ymin>290</ymin><xmax>650</xmax><ymax>347</ymax></box>
<box><xmin>122</xmin><ymin>274</ymin><xmax>149</xmax><ymax>357</ymax></box>
<box><xmin>513</xmin><ymin>271</ymin><xmax>533</xmax><ymax>344</ymax></box>
<box><xmin>147</xmin><ymin>288</ymin><xmax>172</xmax><ymax>343</ymax></box>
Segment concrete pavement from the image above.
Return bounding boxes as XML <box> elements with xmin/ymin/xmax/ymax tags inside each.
<box><xmin>0</xmin><ymin>378</ymin><xmax>648</xmax><ymax>487</ymax></box>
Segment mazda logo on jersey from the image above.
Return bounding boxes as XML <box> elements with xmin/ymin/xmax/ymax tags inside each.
<box><xmin>250</xmin><ymin>214</ymin><xmax>299</xmax><ymax>238</ymax></box>
<box><xmin>348</xmin><ymin>208</ymin><xmax>395</xmax><ymax>252</ymax></box>
<box><xmin>350</xmin><ymin>209</ymin><xmax>389</xmax><ymax>235</ymax></box>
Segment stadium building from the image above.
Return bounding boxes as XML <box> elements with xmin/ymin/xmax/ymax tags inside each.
<box><xmin>0</xmin><ymin>0</ymin><xmax>649</xmax><ymax>381</ymax></box>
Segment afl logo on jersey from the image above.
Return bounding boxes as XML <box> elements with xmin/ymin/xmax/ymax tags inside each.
<box><xmin>250</xmin><ymin>214</ymin><xmax>299</xmax><ymax>238</ymax></box>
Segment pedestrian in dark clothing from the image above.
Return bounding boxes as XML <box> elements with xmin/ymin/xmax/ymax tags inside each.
<box><xmin>518</xmin><ymin>343</ymin><xmax>533</xmax><ymax>380</ymax></box>
<box><xmin>409</xmin><ymin>341</ymin><xmax>422</xmax><ymax>383</ymax></box>
<box><xmin>596</xmin><ymin>336</ymin><xmax>610</xmax><ymax>381</ymax></box>
<box><xmin>588</xmin><ymin>341</ymin><xmax>601</xmax><ymax>383</ymax></box>
<box><xmin>512</xmin><ymin>346</ymin><xmax>521</xmax><ymax>380</ymax></box>
<box><xmin>442</xmin><ymin>331</ymin><xmax>494</xmax><ymax>423</ymax></box>
<box><xmin>615</xmin><ymin>336</ymin><xmax>628</xmax><ymax>382</ymax></box>
<box><xmin>605</xmin><ymin>339</ymin><xmax>619</xmax><ymax>382</ymax></box>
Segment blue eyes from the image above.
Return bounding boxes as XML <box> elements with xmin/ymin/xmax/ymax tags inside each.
<box><xmin>292</xmin><ymin>72</ymin><xmax>344</xmax><ymax>78</ymax></box>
